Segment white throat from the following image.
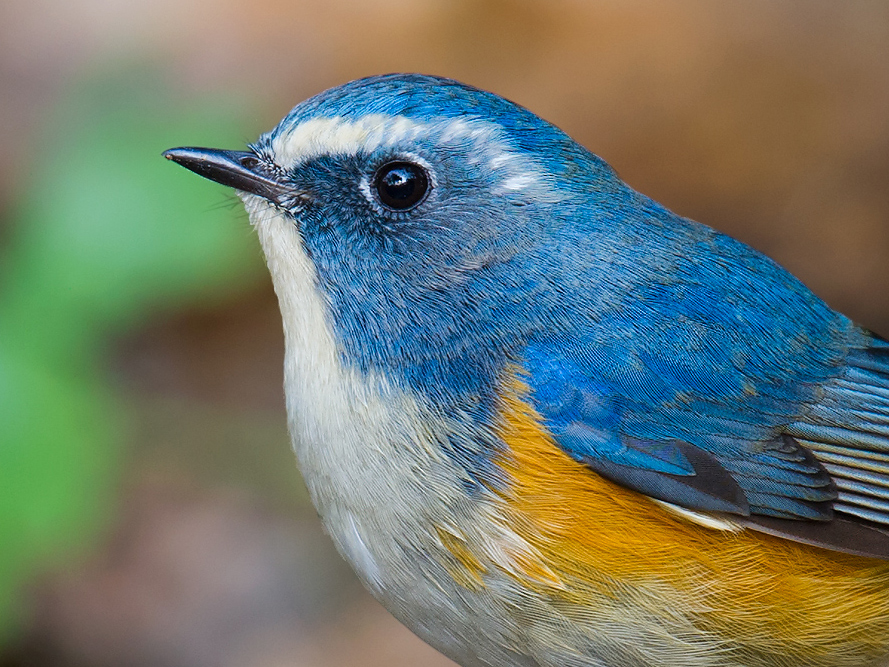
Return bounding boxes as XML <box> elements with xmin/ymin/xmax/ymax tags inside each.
<box><xmin>240</xmin><ymin>195</ymin><xmax>456</xmax><ymax>590</ymax></box>
<box><xmin>241</xmin><ymin>195</ymin><xmax>414</xmax><ymax>478</ymax></box>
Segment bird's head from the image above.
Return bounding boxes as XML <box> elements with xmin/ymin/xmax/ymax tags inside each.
<box><xmin>165</xmin><ymin>74</ymin><xmax>628</xmax><ymax>406</ymax></box>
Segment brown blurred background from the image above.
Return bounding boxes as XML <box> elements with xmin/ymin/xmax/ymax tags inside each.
<box><xmin>0</xmin><ymin>1</ymin><xmax>887</xmax><ymax>666</ymax></box>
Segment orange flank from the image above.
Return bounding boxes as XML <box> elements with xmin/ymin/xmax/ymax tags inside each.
<box><xmin>489</xmin><ymin>374</ymin><xmax>889</xmax><ymax>666</ymax></box>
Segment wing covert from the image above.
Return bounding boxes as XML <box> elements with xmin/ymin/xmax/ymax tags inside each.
<box><xmin>521</xmin><ymin>332</ymin><xmax>889</xmax><ymax>558</ymax></box>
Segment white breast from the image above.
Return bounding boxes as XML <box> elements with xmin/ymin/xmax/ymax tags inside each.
<box><xmin>239</xmin><ymin>197</ymin><xmax>581</xmax><ymax>667</ymax></box>
<box><xmin>241</xmin><ymin>195</ymin><xmax>460</xmax><ymax>591</ymax></box>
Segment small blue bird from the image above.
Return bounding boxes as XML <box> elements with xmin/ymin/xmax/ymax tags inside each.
<box><xmin>164</xmin><ymin>74</ymin><xmax>889</xmax><ymax>667</ymax></box>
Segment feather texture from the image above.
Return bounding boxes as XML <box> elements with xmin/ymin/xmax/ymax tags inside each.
<box><xmin>785</xmin><ymin>339</ymin><xmax>889</xmax><ymax>525</ymax></box>
<box><xmin>525</xmin><ymin>324</ymin><xmax>889</xmax><ymax>551</ymax></box>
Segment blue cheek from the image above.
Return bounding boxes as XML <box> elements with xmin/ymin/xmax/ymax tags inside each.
<box><xmin>299</xmin><ymin>189</ymin><xmax>547</xmax><ymax>401</ymax></box>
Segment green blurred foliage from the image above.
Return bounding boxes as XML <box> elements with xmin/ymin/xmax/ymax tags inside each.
<box><xmin>0</xmin><ymin>66</ymin><xmax>263</xmax><ymax>641</ymax></box>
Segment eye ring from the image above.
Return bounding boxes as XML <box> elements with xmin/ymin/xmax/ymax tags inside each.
<box><xmin>372</xmin><ymin>161</ymin><xmax>430</xmax><ymax>211</ymax></box>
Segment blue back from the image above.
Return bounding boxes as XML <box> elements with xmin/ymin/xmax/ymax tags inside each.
<box><xmin>258</xmin><ymin>75</ymin><xmax>889</xmax><ymax>551</ymax></box>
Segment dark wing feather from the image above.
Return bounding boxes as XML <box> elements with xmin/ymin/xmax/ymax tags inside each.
<box><xmin>575</xmin><ymin>437</ymin><xmax>750</xmax><ymax>515</ymax></box>
<box><xmin>740</xmin><ymin>514</ymin><xmax>889</xmax><ymax>560</ymax></box>
<box><xmin>787</xmin><ymin>336</ymin><xmax>889</xmax><ymax>526</ymax></box>
<box><xmin>524</xmin><ymin>334</ymin><xmax>889</xmax><ymax>559</ymax></box>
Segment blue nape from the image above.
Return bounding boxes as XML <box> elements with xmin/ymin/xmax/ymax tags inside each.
<box><xmin>260</xmin><ymin>74</ymin><xmax>889</xmax><ymax>532</ymax></box>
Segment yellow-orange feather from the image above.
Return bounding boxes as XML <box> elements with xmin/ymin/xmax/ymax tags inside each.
<box><xmin>483</xmin><ymin>373</ymin><xmax>889</xmax><ymax>665</ymax></box>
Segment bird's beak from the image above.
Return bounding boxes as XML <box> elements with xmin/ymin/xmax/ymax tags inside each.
<box><xmin>163</xmin><ymin>147</ymin><xmax>289</xmax><ymax>205</ymax></box>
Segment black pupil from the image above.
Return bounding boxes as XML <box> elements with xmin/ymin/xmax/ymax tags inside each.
<box><xmin>375</xmin><ymin>162</ymin><xmax>428</xmax><ymax>210</ymax></box>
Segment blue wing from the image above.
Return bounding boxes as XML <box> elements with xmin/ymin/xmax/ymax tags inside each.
<box><xmin>522</xmin><ymin>222</ymin><xmax>889</xmax><ymax>557</ymax></box>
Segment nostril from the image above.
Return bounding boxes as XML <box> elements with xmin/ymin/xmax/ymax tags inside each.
<box><xmin>239</xmin><ymin>154</ymin><xmax>261</xmax><ymax>170</ymax></box>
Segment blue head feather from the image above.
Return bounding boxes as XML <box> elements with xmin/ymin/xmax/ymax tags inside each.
<box><xmin>238</xmin><ymin>73</ymin><xmax>889</xmax><ymax>548</ymax></box>
<box><xmin>254</xmin><ymin>74</ymin><xmax>851</xmax><ymax>415</ymax></box>
<box><xmin>253</xmin><ymin>75</ymin><xmax>623</xmax><ymax>409</ymax></box>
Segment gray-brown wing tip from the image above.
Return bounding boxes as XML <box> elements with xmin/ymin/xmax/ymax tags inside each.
<box><xmin>741</xmin><ymin>514</ymin><xmax>889</xmax><ymax>560</ymax></box>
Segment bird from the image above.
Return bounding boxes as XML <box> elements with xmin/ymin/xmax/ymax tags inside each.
<box><xmin>164</xmin><ymin>74</ymin><xmax>889</xmax><ymax>667</ymax></box>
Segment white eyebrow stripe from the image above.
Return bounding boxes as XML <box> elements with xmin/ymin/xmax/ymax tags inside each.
<box><xmin>269</xmin><ymin>115</ymin><xmax>389</xmax><ymax>167</ymax></box>
<box><xmin>266</xmin><ymin>114</ymin><xmax>566</xmax><ymax>201</ymax></box>
<box><xmin>503</xmin><ymin>173</ymin><xmax>536</xmax><ymax>191</ymax></box>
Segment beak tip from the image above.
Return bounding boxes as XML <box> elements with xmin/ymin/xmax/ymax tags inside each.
<box><xmin>162</xmin><ymin>147</ymin><xmax>190</xmax><ymax>163</ymax></box>
<box><xmin>160</xmin><ymin>146</ymin><xmax>286</xmax><ymax>203</ymax></box>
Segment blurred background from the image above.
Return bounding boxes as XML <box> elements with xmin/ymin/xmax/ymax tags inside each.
<box><xmin>0</xmin><ymin>1</ymin><xmax>887</xmax><ymax>665</ymax></box>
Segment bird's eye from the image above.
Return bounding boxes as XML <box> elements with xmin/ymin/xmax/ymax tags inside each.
<box><xmin>373</xmin><ymin>161</ymin><xmax>430</xmax><ymax>210</ymax></box>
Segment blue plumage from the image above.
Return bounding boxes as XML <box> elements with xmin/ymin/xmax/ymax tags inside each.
<box><xmin>163</xmin><ymin>74</ymin><xmax>889</xmax><ymax>667</ymax></box>
<box><xmin>186</xmin><ymin>74</ymin><xmax>889</xmax><ymax>550</ymax></box>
